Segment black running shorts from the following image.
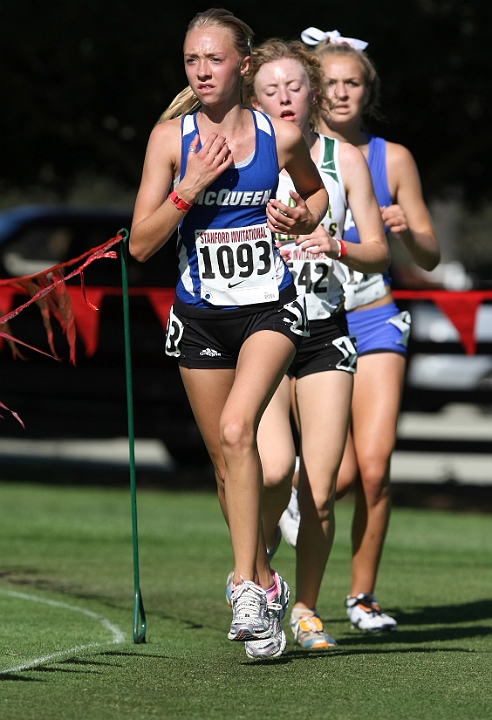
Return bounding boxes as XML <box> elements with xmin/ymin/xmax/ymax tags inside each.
<box><xmin>165</xmin><ymin>289</ymin><xmax>308</xmax><ymax>369</ymax></box>
<box><xmin>288</xmin><ymin>312</ymin><xmax>357</xmax><ymax>378</ymax></box>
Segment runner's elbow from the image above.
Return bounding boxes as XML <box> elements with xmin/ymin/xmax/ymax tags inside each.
<box><xmin>381</xmin><ymin>247</ymin><xmax>392</xmax><ymax>271</ymax></box>
<box><xmin>129</xmin><ymin>225</ymin><xmax>166</xmax><ymax>263</ymax></box>
<box><xmin>418</xmin><ymin>249</ymin><xmax>441</xmax><ymax>272</ymax></box>
<box><xmin>128</xmin><ymin>237</ymin><xmax>149</xmax><ymax>263</ymax></box>
<box><xmin>372</xmin><ymin>245</ymin><xmax>391</xmax><ymax>273</ymax></box>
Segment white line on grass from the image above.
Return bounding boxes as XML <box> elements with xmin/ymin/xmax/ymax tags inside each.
<box><xmin>0</xmin><ymin>589</ymin><xmax>125</xmax><ymax>675</ymax></box>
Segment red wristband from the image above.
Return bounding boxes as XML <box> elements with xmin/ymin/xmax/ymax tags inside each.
<box><xmin>168</xmin><ymin>189</ymin><xmax>193</xmax><ymax>213</ymax></box>
<box><xmin>337</xmin><ymin>239</ymin><xmax>348</xmax><ymax>259</ymax></box>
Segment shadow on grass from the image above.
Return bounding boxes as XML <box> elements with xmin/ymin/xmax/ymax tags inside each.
<box><xmin>2</xmin><ymin>573</ymin><xmax>222</xmax><ymax>635</ymax></box>
<box><xmin>322</xmin><ymin>599</ymin><xmax>492</xmax><ymax>628</ymax></box>
<box><xmin>101</xmin><ymin>650</ymin><xmax>170</xmax><ymax>659</ymax></box>
<box><xmin>304</xmin><ymin>645</ymin><xmax>480</xmax><ymax>660</ymax></box>
<box><xmin>0</xmin><ymin>651</ymin><xmax>168</xmax><ymax>681</ymax></box>
<box><xmin>320</xmin><ymin>599</ymin><xmax>492</xmax><ymax>647</ymax></box>
<box><xmin>149</xmin><ymin>609</ymin><xmax>225</xmax><ymax>635</ymax></box>
<box><xmin>1</xmin><ymin>663</ymin><xmax>106</xmax><ymax>680</ymax></box>
<box><xmin>338</xmin><ymin>624</ymin><xmax>492</xmax><ymax>646</ymax></box>
<box><xmin>395</xmin><ymin>599</ymin><xmax>492</xmax><ymax>625</ymax></box>
<box><xmin>242</xmin><ymin>645</ymin><xmax>482</xmax><ymax>666</ymax></box>
<box><xmin>58</xmin><ymin>657</ymin><xmax>117</xmax><ymax>667</ymax></box>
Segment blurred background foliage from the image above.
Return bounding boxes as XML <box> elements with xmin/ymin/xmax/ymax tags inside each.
<box><xmin>0</xmin><ymin>0</ymin><xmax>491</xmax><ymax>277</ymax></box>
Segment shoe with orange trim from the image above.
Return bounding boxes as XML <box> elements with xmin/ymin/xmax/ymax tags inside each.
<box><xmin>346</xmin><ymin>593</ymin><xmax>397</xmax><ymax>632</ymax></box>
<box><xmin>289</xmin><ymin>608</ymin><xmax>337</xmax><ymax>649</ymax></box>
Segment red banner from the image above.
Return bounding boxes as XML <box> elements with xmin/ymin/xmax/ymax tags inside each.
<box><xmin>0</xmin><ymin>284</ymin><xmax>175</xmax><ymax>357</ymax></box>
<box><xmin>393</xmin><ymin>290</ymin><xmax>492</xmax><ymax>355</ymax></box>
<box><xmin>1</xmin><ymin>284</ymin><xmax>491</xmax><ymax>358</ymax></box>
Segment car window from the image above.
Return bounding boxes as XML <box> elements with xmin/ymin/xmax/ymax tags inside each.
<box><xmin>0</xmin><ymin>213</ymin><xmax>178</xmax><ymax>288</ymax></box>
<box><xmin>1</xmin><ymin>224</ymin><xmax>74</xmax><ymax>276</ymax></box>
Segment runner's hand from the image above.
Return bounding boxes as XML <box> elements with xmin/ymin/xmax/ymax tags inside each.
<box><xmin>181</xmin><ymin>133</ymin><xmax>234</xmax><ymax>198</ymax></box>
<box><xmin>295</xmin><ymin>225</ymin><xmax>340</xmax><ymax>258</ymax></box>
<box><xmin>275</xmin><ymin>241</ymin><xmax>292</xmax><ymax>261</ymax></box>
<box><xmin>381</xmin><ymin>204</ymin><xmax>408</xmax><ymax>235</ymax></box>
<box><xmin>266</xmin><ymin>191</ymin><xmax>320</xmax><ymax>236</ymax></box>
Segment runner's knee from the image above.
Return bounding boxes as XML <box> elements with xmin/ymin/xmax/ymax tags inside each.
<box><xmin>358</xmin><ymin>459</ymin><xmax>391</xmax><ymax>504</ymax></box>
<box><xmin>299</xmin><ymin>481</ymin><xmax>336</xmax><ymax>522</ymax></box>
<box><xmin>219</xmin><ymin>415</ymin><xmax>254</xmax><ymax>457</ymax></box>
<box><xmin>262</xmin><ymin>457</ymin><xmax>295</xmax><ymax>490</ymax></box>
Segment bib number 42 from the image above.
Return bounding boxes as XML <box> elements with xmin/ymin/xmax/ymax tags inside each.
<box><xmin>289</xmin><ymin>259</ymin><xmax>330</xmax><ymax>294</ymax></box>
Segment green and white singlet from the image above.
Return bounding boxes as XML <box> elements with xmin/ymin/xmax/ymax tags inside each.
<box><xmin>275</xmin><ymin>134</ymin><xmax>347</xmax><ymax>320</ymax></box>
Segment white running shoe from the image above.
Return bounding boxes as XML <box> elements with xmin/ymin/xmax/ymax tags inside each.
<box><xmin>226</xmin><ymin>567</ymin><xmax>289</xmax><ymax>612</ymax></box>
<box><xmin>245</xmin><ymin>571</ymin><xmax>290</xmax><ymax>659</ymax></box>
<box><xmin>279</xmin><ymin>486</ymin><xmax>300</xmax><ymax>548</ymax></box>
<box><xmin>271</xmin><ymin>570</ymin><xmax>290</xmax><ymax>620</ymax></box>
<box><xmin>346</xmin><ymin>593</ymin><xmax>397</xmax><ymax>632</ymax></box>
<box><xmin>245</xmin><ymin>615</ymin><xmax>286</xmax><ymax>659</ymax></box>
<box><xmin>228</xmin><ymin>579</ymin><xmax>270</xmax><ymax>641</ymax></box>
<box><xmin>290</xmin><ymin>607</ymin><xmax>337</xmax><ymax>649</ymax></box>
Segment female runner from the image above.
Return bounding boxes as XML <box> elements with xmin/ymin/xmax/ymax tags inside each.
<box><xmin>242</xmin><ymin>39</ymin><xmax>390</xmax><ymax>649</ymax></box>
<box><xmin>129</xmin><ymin>9</ymin><xmax>328</xmax><ymax>660</ymax></box>
<box><xmin>301</xmin><ymin>27</ymin><xmax>440</xmax><ymax>631</ymax></box>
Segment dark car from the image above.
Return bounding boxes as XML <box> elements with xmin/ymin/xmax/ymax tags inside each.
<box><xmin>0</xmin><ymin>205</ymin><xmax>207</xmax><ymax>469</ymax></box>
<box><xmin>403</xmin><ymin>299</ymin><xmax>492</xmax><ymax>410</ymax></box>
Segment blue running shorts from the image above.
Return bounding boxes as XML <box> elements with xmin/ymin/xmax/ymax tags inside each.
<box><xmin>346</xmin><ymin>302</ymin><xmax>411</xmax><ymax>357</ymax></box>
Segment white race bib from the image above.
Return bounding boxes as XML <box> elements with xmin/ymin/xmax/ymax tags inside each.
<box><xmin>286</xmin><ymin>247</ymin><xmax>345</xmax><ymax>320</ymax></box>
<box><xmin>342</xmin><ymin>267</ymin><xmax>387</xmax><ymax>311</ymax></box>
<box><xmin>196</xmin><ymin>224</ymin><xmax>278</xmax><ymax>306</ymax></box>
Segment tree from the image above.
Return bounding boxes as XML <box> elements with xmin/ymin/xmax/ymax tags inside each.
<box><xmin>0</xmin><ymin>0</ymin><xmax>490</xmax><ymax>205</ymax></box>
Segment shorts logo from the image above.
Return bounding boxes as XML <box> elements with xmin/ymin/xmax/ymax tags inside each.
<box><xmin>200</xmin><ymin>348</ymin><xmax>222</xmax><ymax>357</ymax></box>
<box><xmin>333</xmin><ymin>335</ymin><xmax>357</xmax><ymax>373</ymax></box>
<box><xmin>387</xmin><ymin>311</ymin><xmax>411</xmax><ymax>347</ymax></box>
<box><xmin>282</xmin><ymin>297</ymin><xmax>310</xmax><ymax>337</ymax></box>
<box><xmin>165</xmin><ymin>306</ymin><xmax>184</xmax><ymax>357</ymax></box>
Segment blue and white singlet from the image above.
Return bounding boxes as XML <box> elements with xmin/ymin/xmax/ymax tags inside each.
<box><xmin>342</xmin><ymin>134</ymin><xmax>392</xmax><ymax>311</ymax></box>
<box><xmin>175</xmin><ymin>109</ymin><xmax>292</xmax><ymax>309</ymax></box>
<box><xmin>276</xmin><ymin>134</ymin><xmax>347</xmax><ymax>320</ymax></box>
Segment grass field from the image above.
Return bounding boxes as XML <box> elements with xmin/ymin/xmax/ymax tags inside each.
<box><xmin>0</xmin><ymin>481</ymin><xmax>491</xmax><ymax>720</ymax></box>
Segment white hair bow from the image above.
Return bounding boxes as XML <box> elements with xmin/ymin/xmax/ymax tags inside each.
<box><xmin>301</xmin><ymin>27</ymin><xmax>368</xmax><ymax>51</ymax></box>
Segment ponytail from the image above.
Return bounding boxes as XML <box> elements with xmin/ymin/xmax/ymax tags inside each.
<box><xmin>158</xmin><ymin>86</ymin><xmax>200</xmax><ymax>123</ymax></box>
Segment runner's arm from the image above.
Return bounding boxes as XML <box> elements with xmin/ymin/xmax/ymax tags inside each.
<box><xmin>384</xmin><ymin>142</ymin><xmax>440</xmax><ymax>271</ymax></box>
<box><xmin>295</xmin><ymin>143</ymin><xmax>390</xmax><ymax>273</ymax></box>
<box><xmin>130</xmin><ymin>123</ymin><xmax>233</xmax><ymax>262</ymax></box>
<box><xmin>266</xmin><ymin>118</ymin><xmax>328</xmax><ymax>237</ymax></box>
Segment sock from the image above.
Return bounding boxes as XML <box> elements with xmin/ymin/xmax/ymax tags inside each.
<box><xmin>265</xmin><ymin>574</ymin><xmax>278</xmax><ymax>603</ymax></box>
<box><xmin>291</xmin><ymin>606</ymin><xmax>315</xmax><ymax>619</ymax></box>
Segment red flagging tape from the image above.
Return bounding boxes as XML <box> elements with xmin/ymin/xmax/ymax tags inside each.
<box><xmin>0</xmin><ymin>234</ymin><xmax>122</xmax><ymax>358</ymax></box>
<box><xmin>0</xmin><ymin>233</ymin><xmax>123</xmax><ymax>426</ymax></box>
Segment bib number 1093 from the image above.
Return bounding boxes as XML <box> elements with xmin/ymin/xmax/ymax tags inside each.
<box><xmin>195</xmin><ymin>224</ymin><xmax>278</xmax><ymax>306</ymax></box>
<box><xmin>199</xmin><ymin>240</ymin><xmax>272</xmax><ymax>280</ymax></box>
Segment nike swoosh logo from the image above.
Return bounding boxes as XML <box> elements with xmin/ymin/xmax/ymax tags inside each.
<box><xmin>228</xmin><ymin>280</ymin><xmax>245</xmax><ymax>288</ymax></box>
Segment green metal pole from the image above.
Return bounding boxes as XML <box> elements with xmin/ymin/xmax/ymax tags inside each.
<box><xmin>119</xmin><ymin>228</ymin><xmax>147</xmax><ymax>643</ymax></box>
